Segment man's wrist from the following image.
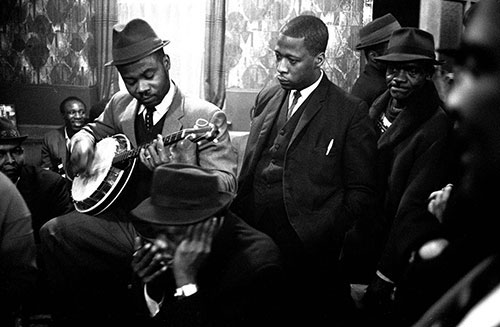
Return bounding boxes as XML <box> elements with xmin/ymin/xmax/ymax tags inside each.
<box><xmin>174</xmin><ymin>283</ymin><xmax>198</xmax><ymax>299</ymax></box>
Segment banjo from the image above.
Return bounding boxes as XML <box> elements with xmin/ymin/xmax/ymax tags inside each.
<box><xmin>71</xmin><ymin>119</ymin><xmax>219</xmax><ymax>215</ymax></box>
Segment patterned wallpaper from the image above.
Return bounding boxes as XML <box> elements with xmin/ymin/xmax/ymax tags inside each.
<box><xmin>225</xmin><ymin>0</ymin><xmax>372</xmax><ymax>92</ymax></box>
<box><xmin>0</xmin><ymin>0</ymin><xmax>96</xmax><ymax>86</ymax></box>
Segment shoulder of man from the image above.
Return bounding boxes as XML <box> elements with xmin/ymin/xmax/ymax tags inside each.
<box><xmin>24</xmin><ymin>165</ymin><xmax>66</xmax><ymax>188</ymax></box>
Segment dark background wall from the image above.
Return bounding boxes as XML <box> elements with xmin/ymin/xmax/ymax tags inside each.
<box><xmin>374</xmin><ymin>0</ymin><xmax>421</xmax><ymax>27</ymax></box>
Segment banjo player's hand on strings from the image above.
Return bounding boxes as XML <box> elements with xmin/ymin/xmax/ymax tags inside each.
<box><xmin>140</xmin><ymin>134</ymin><xmax>197</xmax><ymax>171</ymax></box>
<box><xmin>70</xmin><ymin>137</ymin><xmax>95</xmax><ymax>177</ymax></box>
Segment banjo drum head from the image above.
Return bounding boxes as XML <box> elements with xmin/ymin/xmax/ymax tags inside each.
<box><xmin>72</xmin><ymin>137</ymin><xmax>119</xmax><ymax>202</ymax></box>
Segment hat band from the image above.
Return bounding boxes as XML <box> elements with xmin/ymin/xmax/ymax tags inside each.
<box><xmin>388</xmin><ymin>44</ymin><xmax>436</xmax><ymax>60</ymax></box>
<box><xmin>360</xmin><ymin>20</ymin><xmax>401</xmax><ymax>45</ymax></box>
<box><xmin>113</xmin><ymin>37</ymin><xmax>163</xmax><ymax>63</ymax></box>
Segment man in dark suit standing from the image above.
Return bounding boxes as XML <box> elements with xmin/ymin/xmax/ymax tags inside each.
<box><xmin>231</xmin><ymin>14</ymin><xmax>378</xmax><ymax>326</ymax></box>
<box><xmin>41</xmin><ymin>96</ymin><xmax>87</xmax><ymax>179</ymax></box>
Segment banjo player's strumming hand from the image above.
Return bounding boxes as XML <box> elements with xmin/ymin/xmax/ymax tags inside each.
<box><xmin>70</xmin><ymin>136</ymin><xmax>95</xmax><ymax>177</ymax></box>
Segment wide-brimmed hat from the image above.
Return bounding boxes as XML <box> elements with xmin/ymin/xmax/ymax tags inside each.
<box><xmin>0</xmin><ymin>117</ymin><xmax>27</xmax><ymax>145</ymax></box>
<box><xmin>104</xmin><ymin>18</ymin><xmax>170</xmax><ymax>66</ymax></box>
<box><xmin>131</xmin><ymin>164</ymin><xmax>235</xmax><ymax>230</ymax></box>
<box><xmin>355</xmin><ymin>13</ymin><xmax>401</xmax><ymax>50</ymax></box>
<box><xmin>375</xmin><ymin>27</ymin><xmax>443</xmax><ymax>65</ymax></box>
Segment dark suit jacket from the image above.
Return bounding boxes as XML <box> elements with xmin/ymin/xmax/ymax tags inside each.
<box><xmin>144</xmin><ymin>212</ymin><xmax>285</xmax><ymax>327</ymax></box>
<box><xmin>17</xmin><ymin>165</ymin><xmax>74</xmax><ymax>241</ymax></box>
<box><xmin>350</xmin><ymin>63</ymin><xmax>388</xmax><ymax>107</ymax></box>
<box><xmin>232</xmin><ymin>74</ymin><xmax>378</xmax><ymax>259</ymax></box>
<box><xmin>41</xmin><ymin>127</ymin><xmax>69</xmax><ymax>176</ymax></box>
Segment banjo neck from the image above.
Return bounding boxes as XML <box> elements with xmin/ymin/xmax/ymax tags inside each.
<box><xmin>112</xmin><ymin>125</ymin><xmax>214</xmax><ymax>165</ymax></box>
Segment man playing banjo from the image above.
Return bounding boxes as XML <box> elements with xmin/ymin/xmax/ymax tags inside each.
<box><xmin>39</xmin><ymin>18</ymin><xmax>236</xmax><ymax>326</ymax></box>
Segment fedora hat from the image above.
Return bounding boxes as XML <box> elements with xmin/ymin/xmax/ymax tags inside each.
<box><xmin>355</xmin><ymin>13</ymin><xmax>401</xmax><ymax>50</ymax></box>
<box><xmin>0</xmin><ymin>117</ymin><xmax>27</xmax><ymax>145</ymax></box>
<box><xmin>131</xmin><ymin>164</ymin><xmax>235</xmax><ymax>230</ymax></box>
<box><xmin>375</xmin><ymin>27</ymin><xmax>443</xmax><ymax>64</ymax></box>
<box><xmin>105</xmin><ymin>18</ymin><xmax>170</xmax><ymax>66</ymax></box>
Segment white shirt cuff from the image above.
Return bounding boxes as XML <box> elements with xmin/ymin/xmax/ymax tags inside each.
<box><xmin>144</xmin><ymin>284</ymin><xmax>164</xmax><ymax>317</ymax></box>
<box><xmin>376</xmin><ymin>270</ymin><xmax>395</xmax><ymax>284</ymax></box>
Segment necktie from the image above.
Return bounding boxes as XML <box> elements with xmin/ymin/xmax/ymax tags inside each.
<box><xmin>287</xmin><ymin>90</ymin><xmax>301</xmax><ymax>120</ymax></box>
<box><xmin>145</xmin><ymin>106</ymin><xmax>156</xmax><ymax>132</ymax></box>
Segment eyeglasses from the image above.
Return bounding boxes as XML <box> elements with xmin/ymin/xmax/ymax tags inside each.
<box><xmin>0</xmin><ymin>146</ymin><xmax>24</xmax><ymax>160</ymax></box>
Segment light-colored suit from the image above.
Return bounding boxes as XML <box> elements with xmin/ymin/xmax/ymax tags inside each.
<box><xmin>73</xmin><ymin>87</ymin><xmax>237</xmax><ymax>192</ymax></box>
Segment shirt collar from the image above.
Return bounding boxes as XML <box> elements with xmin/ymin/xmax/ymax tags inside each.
<box><xmin>294</xmin><ymin>70</ymin><xmax>323</xmax><ymax>101</ymax></box>
<box><xmin>137</xmin><ymin>79</ymin><xmax>176</xmax><ymax>116</ymax></box>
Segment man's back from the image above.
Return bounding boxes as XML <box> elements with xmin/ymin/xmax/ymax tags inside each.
<box><xmin>0</xmin><ymin>172</ymin><xmax>37</xmax><ymax>326</ymax></box>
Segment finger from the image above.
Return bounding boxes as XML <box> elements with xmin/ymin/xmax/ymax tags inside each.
<box><xmin>204</xmin><ymin>217</ymin><xmax>218</xmax><ymax>251</ymax></box>
<box><xmin>134</xmin><ymin>236</ymin><xmax>143</xmax><ymax>251</ymax></box>
<box><xmin>139</xmin><ymin>148</ymin><xmax>154</xmax><ymax>171</ymax></box>
<box><xmin>143</xmin><ymin>265</ymin><xmax>168</xmax><ymax>284</ymax></box>
<box><xmin>132</xmin><ymin>242</ymin><xmax>153</xmax><ymax>273</ymax></box>
<box><xmin>147</xmin><ymin>141</ymin><xmax>161</xmax><ymax>166</ymax></box>
<box><xmin>136</xmin><ymin>244</ymin><xmax>165</xmax><ymax>279</ymax></box>
<box><xmin>156</xmin><ymin>134</ymin><xmax>169</xmax><ymax>163</ymax></box>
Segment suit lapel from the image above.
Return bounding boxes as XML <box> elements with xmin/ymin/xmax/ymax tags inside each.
<box><xmin>162</xmin><ymin>87</ymin><xmax>184</xmax><ymax>136</ymax></box>
<box><xmin>123</xmin><ymin>98</ymin><xmax>140</xmax><ymax>147</ymax></box>
<box><xmin>57</xmin><ymin>128</ymin><xmax>67</xmax><ymax>166</ymax></box>
<box><xmin>288</xmin><ymin>76</ymin><xmax>328</xmax><ymax>148</ymax></box>
<box><xmin>244</xmin><ymin>90</ymin><xmax>286</xmax><ymax>173</ymax></box>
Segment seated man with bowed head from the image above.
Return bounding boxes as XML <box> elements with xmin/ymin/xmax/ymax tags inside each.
<box><xmin>41</xmin><ymin>96</ymin><xmax>87</xmax><ymax>180</ymax></box>
<box><xmin>40</xmin><ymin>18</ymin><xmax>236</xmax><ymax>325</ymax></box>
<box><xmin>0</xmin><ymin>172</ymin><xmax>38</xmax><ymax>327</ymax></box>
<box><xmin>130</xmin><ymin>164</ymin><xmax>284</xmax><ymax>327</ymax></box>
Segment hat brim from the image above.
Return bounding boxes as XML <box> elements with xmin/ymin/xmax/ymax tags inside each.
<box><xmin>0</xmin><ymin>135</ymin><xmax>27</xmax><ymax>145</ymax></box>
<box><xmin>375</xmin><ymin>53</ymin><xmax>444</xmax><ymax>65</ymax></box>
<box><xmin>130</xmin><ymin>192</ymin><xmax>234</xmax><ymax>227</ymax></box>
<box><xmin>355</xmin><ymin>36</ymin><xmax>391</xmax><ymax>50</ymax></box>
<box><xmin>104</xmin><ymin>40</ymin><xmax>170</xmax><ymax>67</ymax></box>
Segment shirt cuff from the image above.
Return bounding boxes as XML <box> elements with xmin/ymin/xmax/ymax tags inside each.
<box><xmin>144</xmin><ymin>284</ymin><xmax>164</xmax><ymax>317</ymax></box>
<box><xmin>376</xmin><ymin>270</ymin><xmax>395</xmax><ymax>284</ymax></box>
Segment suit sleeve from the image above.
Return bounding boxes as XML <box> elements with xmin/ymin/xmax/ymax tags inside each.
<box><xmin>40</xmin><ymin>134</ymin><xmax>54</xmax><ymax>170</ymax></box>
<box><xmin>342</xmin><ymin>100</ymin><xmax>379</xmax><ymax>234</ymax></box>
<box><xmin>378</xmin><ymin>135</ymin><xmax>449</xmax><ymax>281</ymax></box>
<box><xmin>43</xmin><ymin>172</ymin><xmax>74</xmax><ymax>217</ymax></box>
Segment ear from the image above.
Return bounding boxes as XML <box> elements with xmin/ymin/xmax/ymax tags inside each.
<box><xmin>163</xmin><ymin>54</ymin><xmax>171</xmax><ymax>71</ymax></box>
<box><xmin>315</xmin><ymin>52</ymin><xmax>326</xmax><ymax>68</ymax></box>
<box><xmin>367</xmin><ymin>50</ymin><xmax>379</xmax><ymax>63</ymax></box>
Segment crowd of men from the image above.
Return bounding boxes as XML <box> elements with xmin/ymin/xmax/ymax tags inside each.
<box><xmin>2</xmin><ymin>1</ymin><xmax>500</xmax><ymax>326</ymax></box>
